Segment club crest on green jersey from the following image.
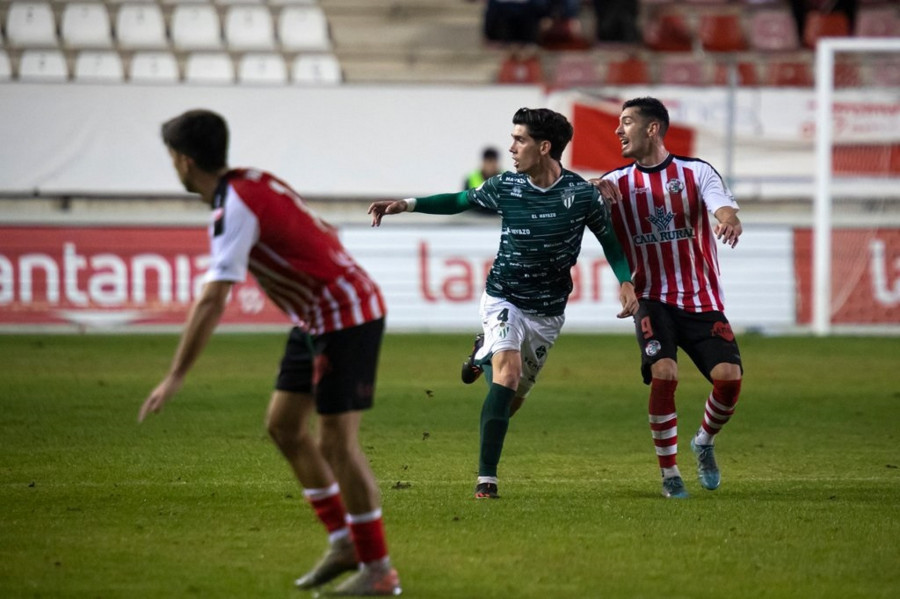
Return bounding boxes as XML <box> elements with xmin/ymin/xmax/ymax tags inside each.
<box><xmin>560</xmin><ymin>188</ymin><xmax>575</xmax><ymax>209</ymax></box>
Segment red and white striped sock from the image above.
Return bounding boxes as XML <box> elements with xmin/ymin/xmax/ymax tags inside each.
<box><xmin>649</xmin><ymin>378</ymin><xmax>679</xmax><ymax>477</ymax></box>
<box><xmin>696</xmin><ymin>379</ymin><xmax>742</xmax><ymax>445</ymax></box>
<box><xmin>303</xmin><ymin>483</ymin><xmax>349</xmax><ymax>543</ymax></box>
<box><xmin>348</xmin><ymin>508</ymin><xmax>389</xmax><ymax>566</ymax></box>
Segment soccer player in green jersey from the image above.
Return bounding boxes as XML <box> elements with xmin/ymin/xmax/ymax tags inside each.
<box><xmin>369</xmin><ymin>107</ymin><xmax>638</xmax><ymax>499</ymax></box>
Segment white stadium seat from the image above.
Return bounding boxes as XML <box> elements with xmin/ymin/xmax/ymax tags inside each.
<box><xmin>171</xmin><ymin>5</ymin><xmax>223</xmax><ymax>51</ymax></box>
<box><xmin>279</xmin><ymin>6</ymin><xmax>331</xmax><ymax>52</ymax></box>
<box><xmin>18</xmin><ymin>49</ymin><xmax>68</xmax><ymax>82</ymax></box>
<box><xmin>291</xmin><ymin>53</ymin><xmax>341</xmax><ymax>85</ymax></box>
<box><xmin>116</xmin><ymin>4</ymin><xmax>168</xmax><ymax>50</ymax></box>
<box><xmin>74</xmin><ymin>50</ymin><xmax>125</xmax><ymax>82</ymax></box>
<box><xmin>225</xmin><ymin>5</ymin><xmax>276</xmax><ymax>51</ymax></box>
<box><xmin>129</xmin><ymin>51</ymin><xmax>180</xmax><ymax>83</ymax></box>
<box><xmin>0</xmin><ymin>50</ymin><xmax>12</xmax><ymax>80</ymax></box>
<box><xmin>6</xmin><ymin>2</ymin><xmax>58</xmax><ymax>48</ymax></box>
<box><xmin>184</xmin><ymin>52</ymin><xmax>234</xmax><ymax>84</ymax></box>
<box><xmin>61</xmin><ymin>3</ymin><xmax>114</xmax><ymax>49</ymax></box>
<box><xmin>238</xmin><ymin>52</ymin><xmax>288</xmax><ymax>85</ymax></box>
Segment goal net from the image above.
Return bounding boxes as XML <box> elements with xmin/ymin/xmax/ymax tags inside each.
<box><xmin>811</xmin><ymin>38</ymin><xmax>900</xmax><ymax>335</ymax></box>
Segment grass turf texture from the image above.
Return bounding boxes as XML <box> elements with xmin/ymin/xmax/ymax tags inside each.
<box><xmin>1</xmin><ymin>333</ymin><xmax>898</xmax><ymax>598</ymax></box>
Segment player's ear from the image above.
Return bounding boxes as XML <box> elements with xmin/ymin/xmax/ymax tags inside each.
<box><xmin>539</xmin><ymin>139</ymin><xmax>552</xmax><ymax>157</ymax></box>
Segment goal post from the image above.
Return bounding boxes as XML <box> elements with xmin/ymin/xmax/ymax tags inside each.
<box><xmin>813</xmin><ymin>38</ymin><xmax>900</xmax><ymax>335</ymax></box>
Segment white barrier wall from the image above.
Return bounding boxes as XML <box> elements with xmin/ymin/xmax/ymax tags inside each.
<box><xmin>1</xmin><ymin>83</ymin><xmax>896</xmax><ymax>200</ymax></box>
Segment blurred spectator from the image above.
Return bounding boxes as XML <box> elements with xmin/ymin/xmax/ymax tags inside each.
<box><xmin>463</xmin><ymin>147</ymin><xmax>502</xmax><ymax>190</ymax></box>
<box><xmin>593</xmin><ymin>0</ymin><xmax>639</xmax><ymax>44</ymax></box>
<box><xmin>484</xmin><ymin>0</ymin><xmax>547</xmax><ymax>47</ymax></box>
<box><xmin>539</xmin><ymin>0</ymin><xmax>590</xmax><ymax>50</ymax></box>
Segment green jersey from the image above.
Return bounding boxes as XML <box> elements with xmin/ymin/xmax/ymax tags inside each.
<box><xmin>466</xmin><ymin>169</ymin><xmax>618</xmax><ymax>316</ymax></box>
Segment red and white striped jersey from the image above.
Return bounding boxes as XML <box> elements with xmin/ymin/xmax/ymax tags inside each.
<box><xmin>206</xmin><ymin>168</ymin><xmax>386</xmax><ymax>334</ymax></box>
<box><xmin>602</xmin><ymin>154</ymin><xmax>739</xmax><ymax>313</ymax></box>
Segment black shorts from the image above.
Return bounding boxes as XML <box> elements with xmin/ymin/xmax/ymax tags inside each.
<box><xmin>633</xmin><ymin>300</ymin><xmax>742</xmax><ymax>385</ymax></box>
<box><xmin>275</xmin><ymin>318</ymin><xmax>384</xmax><ymax>415</ymax></box>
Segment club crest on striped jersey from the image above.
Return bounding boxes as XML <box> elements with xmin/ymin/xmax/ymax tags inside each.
<box><xmin>666</xmin><ymin>178</ymin><xmax>684</xmax><ymax>194</ymax></box>
<box><xmin>560</xmin><ymin>188</ymin><xmax>575</xmax><ymax>209</ymax></box>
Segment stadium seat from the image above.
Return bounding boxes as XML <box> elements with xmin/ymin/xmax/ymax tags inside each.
<box><xmin>749</xmin><ymin>8</ymin><xmax>799</xmax><ymax>51</ymax></box>
<box><xmin>496</xmin><ymin>54</ymin><xmax>544</xmax><ymax>84</ymax></box>
<box><xmin>18</xmin><ymin>49</ymin><xmax>68</xmax><ymax>81</ymax></box>
<box><xmin>225</xmin><ymin>5</ymin><xmax>276</xmax><ymax>51</ymax></box>
<box><xmin>184</xmin><ymin>52</ymin><xmax>234</xmax><ymax>84</ymax></box>
<box><xmin>548</xmin><ymin>53</ymin><xmax>601</xmax><ymax>90</ymax></box>
<box><xmin>854</xmin><ymin>5</ymin><xmax>900</xmax><ymax>38</ymax></box>
<box><xmin>698</xmin><ymin>13</ymin><xmax>748</xmax><ymax>52</ymax></box>
<box><xmin>643</xmin><ymin>13</ymin><xmax>693</xmax><ymax>52</ymax></box>
<box><xmin>833</xmin><ymin>59</ymin><xmax>862</xmax><ymax>89</ymax></box>
<box><xmin>279</xmin><ymin>6</ymin><xmax>331</xmax><ymax>52</ymax></box>
<box><xmin>171</xmin><ymin>5</ymin><xmax>223</xmax><ymax>51</ymax></box>
<box><xmin>0</xmin><ymin>51</ymin><xmax>12</xmax><ymax>81</ymax></box>
<box><xmin>74</xmin><ymin>50</ymin><xmax>125</xmax><ymax>82</ymax></box>
<box><xmin>6</xmin><ymin>2</ymin><xmax>58</xmax><ymax>48</ymax></box>
<box><xmin>291</xmin><ymin>53</ymin><xmax>342</xmax><ymax>85</ymax></box>
<box><xmin>765</xmin><ymin>58</ymin><xmax>813</xmax><ymax>87</ymax></box>
<box><xmin>712</xmin><ymin>60</ymin><xmax>759</xmax><ymax>86</ymax></box>
<box><xmin>605</xmin><ymin>55</ymin><xmax>650</xmax><ymax>85</ymax></box>
<box><xmin>238</xmin><ymin>52</ymin><xmax>288</xmax><ymax>85</ymax></box>
<box><xmin>61</xmin><ymin>3</ymin><xmax>113</xmax><ymax>49</ymax></box>
<box><xmin>802</xmin><ymin>11</ymin><xmax>850</xmax><ymax>49</ymax></box>
<box><xmin>129</xmin><ymin>51</ymin><xmax>180</xmax><ymax>83</ymax></box>
<box><xmin>116</xmin><ymin>4</ymin><xmax>168</xmax><ymax>50</ymax></box>
<box><xmin>870</xmin><ymin>57</ymin><xmax>900</xmax><ymax>87</ymax></box>
<box><xmin>658</xmin><ymin>56</ymin><xmax>707</xmax><ymax>86</ymax></box>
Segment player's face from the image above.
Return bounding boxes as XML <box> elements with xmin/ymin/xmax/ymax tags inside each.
<box><xmin>509</xmin><ymin>124</ymin><xmax>544</xmax><ymax>175</ymax></box>
<box><xmin>168</xmin><ymin>148</ymin><xmax>196</xmax><ymax>193</ymax></box>
<box><xmin>616</xmin><ymin>107</ymin><xmax>654</xmax><ymax>162</ymax></box>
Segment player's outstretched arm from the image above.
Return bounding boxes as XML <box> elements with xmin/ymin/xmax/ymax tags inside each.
<box><xmin>138</xmin><ymin>280</ymin><xmax>233</xmax><ymax>422</ymax></box>
<box><xmin>589</xmin><ymin>177</ymin><xmax>623</xmax><ymax>204</ymax></box>
<box><xmin>713</xmin><ymin>206</ymin><xmax>742</xmax><ymax>248</ymax></box>
<box><xmin>368</xmin><ymin>199</ymin><xmax>411</xmax><ymax>227</ymax></box>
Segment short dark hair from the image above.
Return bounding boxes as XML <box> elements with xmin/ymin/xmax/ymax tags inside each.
<box><xmin>161</xmin><ymin>109</ymin><xmax>228</xmax><ymax>172</ymax></box>
<box><xmin>482</xmin><ymin>147</ymin><xmax>499</xmax><ymax>161</ymax></box>
<box><xmin>512</xmin><ymin>107</ymin><xmax>573</xmax><ymax>161</ymax></box>
<box><xmin>622</xmin><ymin>97</ymin><xmax>670</xmax><ymax>137</ymax></box>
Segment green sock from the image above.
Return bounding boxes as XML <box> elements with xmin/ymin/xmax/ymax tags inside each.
<box><xmin>478</xmin><ymin>383</ymin><xmax>516</xmax><ymax>478</ymax></box>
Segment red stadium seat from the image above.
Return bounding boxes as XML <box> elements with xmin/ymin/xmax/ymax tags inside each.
<box><xmin>713</xmin><ymin>60</ymin><xmax>759</xmax><ymax>86</ymax></box>
<box><xmin>854</xmin><ymin>5</ymin><xmax>900</xmax><ymax>38</ymax></box>
<box><xmin>749</xmin><ymin>8</ymin><xmax>799</xmax><ymax>51</ymax></box>
<box><xmin>497</xmin><ymin>55</ymin><xmax>544</xmax><ymax>84</ymax></box>
<box><xmin>765</xmin><ymin>58</ymin><xmax>813</xmax><ymax>87</ymax></box>
<box><xmin>644</xmin><ymin>13</ymin><xmax>693</xmax><ymax>52</ymax></box>
<box><xmin>659</xmin><ymin>56</ymin><xmax>707</xmax><ymax>86</ymax></box>
<box><xmin>833</xmin><ymin>59</ymin><xmax>862</xmax><ymax>89</ymax></box>
<box><xmin>802</xmin><ymin>12</ymin><xmax>850</xmax><ymax>49</ymax></box>
<box><xmin>548</xmin><ymin>53</ymin><xmax>601</xmax><ymax>89</ymax></box>
<box><xmin>605</xmin><ymin>55</ymin><xmax>650</xmax><ymax>85</ymax></box>
<box><xmin>698</xmin><ymin>13</ymin><xmax>748</xmax><ymax>52</ymax></box>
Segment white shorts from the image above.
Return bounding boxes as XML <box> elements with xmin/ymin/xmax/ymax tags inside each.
<box><xmin>475</xmin><ymin>293</ymin><xmax>565</xmax><ymax>398</ymax></box>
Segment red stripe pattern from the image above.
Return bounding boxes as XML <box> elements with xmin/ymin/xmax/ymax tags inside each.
<box><xmin>606</xmin><ymin>155</ymin><xmax>737</xmax><ymax>313</ymax></box>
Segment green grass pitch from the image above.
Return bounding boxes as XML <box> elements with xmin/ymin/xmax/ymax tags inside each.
<box><xmin>1</xmin><ymin>332</ymin><xmax>898</xmax><ymax>598</ymax></box>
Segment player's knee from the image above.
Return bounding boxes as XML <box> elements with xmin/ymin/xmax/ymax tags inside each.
<box><xmin>710</xmin><ymin>362</ymin><xmax>741</xmax><ymax>381</ymax></box>
<box><xmin>266</xmin><ymin>413</ymin><xmax>307</xmax><ymax>453</ymax></box>
<box><xmin>651</xmin><ymin>358</ymin><xmax>678</xmax><ymax>380</ymax></box>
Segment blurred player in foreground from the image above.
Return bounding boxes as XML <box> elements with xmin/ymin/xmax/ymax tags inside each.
<box><xmin>138</xmin><ymin>110</ymin><xmax>401</xmax><ymax>596</ymax></box>
<box><xmin>369</xmin><ymin>107</ymin><xmax>637</xmax><ymax>499</ymax></box>
<box><xmin>593</xmin><ymin>97</ymin><xmax>744</xmax><ymax>499</ymax></box>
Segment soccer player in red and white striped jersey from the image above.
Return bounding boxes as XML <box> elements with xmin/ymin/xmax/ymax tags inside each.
<box><xmin>138</xmin><ymin>110</ymin><xmax>400</xmax><ymax>595</ymax></box>
<box><xmin>595</xmin><ymin>97</ymin><xmax>744</xmax><ymax>499</ymax></box>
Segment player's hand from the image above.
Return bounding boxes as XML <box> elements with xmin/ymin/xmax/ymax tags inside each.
<box><xmin>589</xmin><ymin>178</ymin><xmax>622</xmax><ymax>204</ymax></box>
<box><xmin>367</xmin><ymin>200</ymin><xmax>409</xmax><ymax>227</ymax></box>
<box><xmin>714</xmin><ymin>220</ymin><xmax>742</xmax><ymax>248</ymax></box>
<box><xmin>617</xmin><ymin>282</ymin><xmax>638</xmax><ymax>319</ymax></box>
<box><xmin>138</xmin><ymin>375</ymin><xmax>183</xmax><ymax>423</ymax></box>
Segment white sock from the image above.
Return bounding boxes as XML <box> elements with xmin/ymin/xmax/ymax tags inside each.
<box><xmin>661</xmin><ymin>465</ymin><xmax>681</xmax><ymax>480</ymax></box>
<box><xmin>477</xmin><ymin>476</ymin><xmax>498</xmax><ymax>485</ymax></box>
<box><xmin>694</xmin><ymin>428</ymin><xmax>714</xmax><ymax>446</ymax></box>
